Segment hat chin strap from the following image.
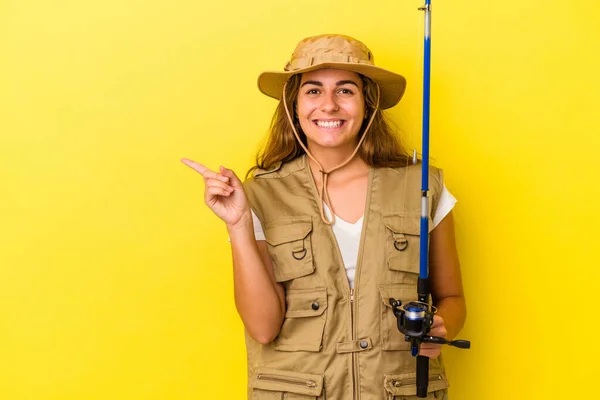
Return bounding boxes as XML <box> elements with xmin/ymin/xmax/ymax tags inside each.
<box><xmin>282</xmin><ymin>82</ymin><xmax>381</xmax><ymax>225</ymax></box>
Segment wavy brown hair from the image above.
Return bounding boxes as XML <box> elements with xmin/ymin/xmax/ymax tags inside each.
<box><xmin>247</xmin><ymin>73</ymin><xmax>414</xmax><ymax>178</ymax></box>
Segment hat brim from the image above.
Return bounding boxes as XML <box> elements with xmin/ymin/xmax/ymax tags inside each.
<box><xmin>257</xmin><ymin>62</ymin><xmax>406</xmax><ymax>109</ymax></box>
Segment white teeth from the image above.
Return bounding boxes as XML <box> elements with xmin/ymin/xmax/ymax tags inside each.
<box><xmin>316</xmin><ymin>120</ymin><xmax>342</xmax><ymax>128</ymax></box>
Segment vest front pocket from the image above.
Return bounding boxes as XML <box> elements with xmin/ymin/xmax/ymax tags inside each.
<box><xmin>383</xmin><ymin>214</ymin><xmax>432</xmax><ymax>276</ymax></box>
<box><xmin>274</xmin><ymin>287</ymin><xmax>328</xmax><ymax>352</ymax></box>
<box><xmin>378</xmin><ymin>283</ymin><xmax>418</xmax><ymax>351</ymax></box>
<box><xmin>264</xmin><ymin>217</ymin><xmax>315</xmax><ymax>282</ymax></box>
<box><xmin>251</xmin><ymin>367</ymin><xmax>324</xmax><ymax>399</ymax></box>
<box><xmin>383</xmin><ymin>370</ymin><xmax>449</xmax><ymax>399</ymax></box>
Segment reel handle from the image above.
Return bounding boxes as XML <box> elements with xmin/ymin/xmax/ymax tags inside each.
<box><xmin>422</xmin><ymin>335</ymin><xmax>471</xmax><ymax>349</ymax></box>
<box><xmin>450</xmin><ymin>340</ymin><xmax>471</xmax><ymax>349</ymax></box>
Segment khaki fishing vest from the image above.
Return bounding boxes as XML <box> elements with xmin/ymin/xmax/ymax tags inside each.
<box><xmin>243</xmin><ymin>155</ymin><xmax>449</xmax><ymax>400</ymax></box>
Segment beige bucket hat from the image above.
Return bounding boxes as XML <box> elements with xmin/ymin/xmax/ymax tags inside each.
<box><xmin>257</xmin><ymin>34</ymin><xmax>407</xmax><ymax>109</ymax></box>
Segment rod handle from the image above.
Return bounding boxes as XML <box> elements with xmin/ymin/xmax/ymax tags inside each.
<box><xmin>416</xmin><ymin>355</ymin><xmax>429</xmax><ymax>398</ymax></box>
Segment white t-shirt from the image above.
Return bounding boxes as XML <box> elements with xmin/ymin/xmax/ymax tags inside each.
<box><xmin>252</xmin><ymin>185</ymin><xmax>457</xmax><ymax>288</ymax></box>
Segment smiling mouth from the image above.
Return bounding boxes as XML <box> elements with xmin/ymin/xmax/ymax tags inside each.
<box><xmin>314</xmin><ymin>120</ymin><xmax>345</xmax><ymax>129</ymax></box>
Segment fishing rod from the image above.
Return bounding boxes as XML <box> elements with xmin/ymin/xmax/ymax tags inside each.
<box><xmin>389</xmin><ymin>1</ymin><xmax>470</xmax><ymax>397</ymax></box>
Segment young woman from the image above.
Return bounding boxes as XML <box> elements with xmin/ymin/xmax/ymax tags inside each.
<box><xmin>183</xmin><ymin>34</ymin><xmax>466</xmax><ymax>400</ymax></box>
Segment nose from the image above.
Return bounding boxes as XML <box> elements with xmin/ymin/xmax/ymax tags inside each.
<box><xmin>320</xmin><ymin>91</ymin><xmax>340</xmax><ymax>113</ymax></box>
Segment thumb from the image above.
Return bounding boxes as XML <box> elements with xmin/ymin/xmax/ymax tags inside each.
<box><xmin>219</xmin><ymin>166</ymin><xmax>243</xmax><ymax>187</ymax></box>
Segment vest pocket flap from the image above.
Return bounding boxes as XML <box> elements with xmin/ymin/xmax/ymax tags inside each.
<box><xmin>264</xmin><ymin>217</ymin><xmax>315</xmax><ymax>282</ymax></box>
<box><xmin>275</xmin><ymin>288</ymin><xmax>327</xmax><ymax>352</ymax></box>
<box><xmin>378</xmin><ymin>283</ymin><xmax>415</xmax><ymax>308</ymax></box>
<box><xmin>383</xmin><ymin>213</ymin><xmax>433</xmax><ymax>235</ymax></box>
<box><xmin>264</xmin><ymin>219</ymin><xmax>312</xmax><ymax>246</ymax></box>
<box><xmin>252</xmin><ymin>367</ymin><xmax>324</xmax><ymax>396</ymax></box>
<box><xmin>383</xmin><ymin>214</ymin><xmax>425</xmax><ymax>275</ymax></box>
<box><xmin>384</xmin><ymin>371</ymin><xmax>448</xmax><ymax>396</ymax></box>
<box><xmin>285</xmin><ymin>287</ymin><xmax>328</xmax><ymax>318</ymax></box>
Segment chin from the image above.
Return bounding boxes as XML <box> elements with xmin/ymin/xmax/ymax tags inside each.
<box><xmin>312</xmin><ymin>138</ymin><xmax>356</xmax><ymax>150</ymax></box>
<box><xmin>304</xmin><ymin>128</ymin><xmax>359</xmax><ymax>150</ymax></box>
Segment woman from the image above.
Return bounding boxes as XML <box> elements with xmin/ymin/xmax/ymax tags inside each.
<box><xmin>183</xmin><ymin>34</ymin><xmax>466</xmax><ymax>399</ymax></box>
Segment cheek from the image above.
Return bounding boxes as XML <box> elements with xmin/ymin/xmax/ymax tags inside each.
<box><xmin>296</xmin><ymin>99</ymin><xmax>313</xmax><ymax>118</ymax></box>
<box><xmin>296</xmin><ymin>102</ymin><xmax>317</xmax><ymax>130</ymax></box>
<box><xmin>357</xmin><ymin>107</ymin><xmax>366</xmax><ymax>121</ymax></box>
<box><xmin>295</xmin><ymin>106</ymin><xmax>311</xmax><ymax>130</ymax></box>
<box><xmin>298</xmin><ymin>118</ymin><xmax>311</xmax><ymax>131</ymax></box>
<box><xmin>345</xmin><ymin>98</ymin><xmax>365</xmax><ymax>120</ymax></box>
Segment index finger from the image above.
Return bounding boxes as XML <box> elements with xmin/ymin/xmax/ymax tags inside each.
<box><xmin>181</xmin><ymin>158</ymin><xmax>230</xmax><ymax>182</ymax></box>
<box><xmin>181</xmin><ymin>158</ymin><xmax>207</xmax><ymax>175</ymax></box>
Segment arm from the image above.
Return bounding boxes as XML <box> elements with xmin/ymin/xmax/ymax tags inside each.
<box><xmin>228</xmin><ymin>216</ymin><xmax>286</xmax><ymax>344</ymax></box>
<box><xmin>181</xmin><ymin>159</ymin><xmax>285</xmax><ymax>344</ymax></box>
<box><xmin>420</xmin><ymin>210</ymin><xmax>467</xmax><ymax>357</ymax></box>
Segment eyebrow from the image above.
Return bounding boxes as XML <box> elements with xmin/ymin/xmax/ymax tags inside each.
<box><xmin>300</xmin><ymin>80</ymin><xmax>360</xmax><ymax>88</ymax></box>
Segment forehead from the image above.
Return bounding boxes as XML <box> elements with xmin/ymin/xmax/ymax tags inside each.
<box><xmin>300</xmin><ymin>68</ymin><xmax>362</xmax><ymax>84</ymax></box>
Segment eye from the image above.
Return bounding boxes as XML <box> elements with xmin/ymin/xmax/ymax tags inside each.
<box><xmin>338</xmin><ymin>88</ymin><xmax>354</xmax><ymax>95</ymax></box>
<box><xmin>305</xmin><ymin>88</ymin><xmax>321</xmax><ymax>95</ymax></box>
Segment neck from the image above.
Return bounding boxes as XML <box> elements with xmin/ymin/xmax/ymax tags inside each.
<box><xmin>307</xmin><ymin>150</ymin><xmax>369</xmax><ymax>183</ymax></box>
<box><xmin>305</xmin><ymin>142</ymin><xmax>360</xmax><ymax>172</ymax></box>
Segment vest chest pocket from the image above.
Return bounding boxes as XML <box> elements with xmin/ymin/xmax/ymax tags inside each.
<box><xmin>383</xmin><ymin>214</ymin><xmax>432</xmax><ymax>276</ymax></box>
<box><xmin>378</xmin><ymin>284</ymin><xmax>417</xmax><ymax>351</ymax></box>
<box><xmin>264</xmin><ymin>218</ymin><xmax>315</xmax><ymax>282</ymax></box>
<box><xmin>251</xmin><ymin>367</ymin><xmax>325</xmax><ymax>399</ymax></box>
<box><xmin>274</xmin><ymin>287</ymin><xmax>328</xmax><ymax>352</ymax></box>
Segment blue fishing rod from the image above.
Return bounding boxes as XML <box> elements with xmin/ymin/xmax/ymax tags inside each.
<box><xmin>416</xmin><ymin>1</ymin><xmax>435</xmax><ymax>395</ymax></box>
<box><xmin>389</xmin><ymin>1</ymin><xmax>470</xmax><ymax>397</ymax></box>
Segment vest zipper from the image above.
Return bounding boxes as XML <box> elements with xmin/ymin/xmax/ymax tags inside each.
<box><xmin>350</xmin><ymin>167</ymin><xmax>373</xmax><ymax>400</ymax></box>
<box><xmin>350</xmin><ymin>288</ymin><xmax>359</xmax><ymax>400</ymax></box>
<box><xmin>303</xmin><ymin>158</ymin><xmax>372</xmax><ymax>400</ymax></box>
<box><xmin>256</xmin><ymin>373</ymin><xmax>318</xmax><ymax>388</ymax></box>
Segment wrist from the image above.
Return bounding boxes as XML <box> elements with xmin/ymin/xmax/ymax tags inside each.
<box><xmin>226</xmin><ymin>211</ymin><xmax>253</xmax><ymax>237</ymax></box>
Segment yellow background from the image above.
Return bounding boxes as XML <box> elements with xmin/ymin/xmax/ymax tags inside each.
<box><xmin>1</xmin><ymin>0</ymin><xmax>599</xmax><ymax>399</ymax></box>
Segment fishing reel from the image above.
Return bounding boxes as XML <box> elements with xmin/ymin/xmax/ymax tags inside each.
<box><xmin>389</xmin><ymin>298</ymin><xmax>470</xmax><ymax>356</ymax></box>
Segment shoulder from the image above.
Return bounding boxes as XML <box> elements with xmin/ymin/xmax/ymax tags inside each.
<box><xmin>248</xmin><ymin>156</ymin><xmax>307</xmax><ymax>181</ymax></box>
<box><xmin>379</xmin><ymin>164</ymin><xmax>443</xmax><ymax>186</ymax></box>
<box><xmin>429</xmin><ymin>165</ymin><xmax>444</xmax><ymax>190</ymax></box>
<box><xmin>243</xmin><ymin>155</ymin><xmax>308</xmax><ymax>203</ymax></box>
<box><xmin>252</xmin><ymin>161</ymin><xmax>283</xmax><ymax>178</ymax></box>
